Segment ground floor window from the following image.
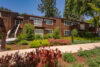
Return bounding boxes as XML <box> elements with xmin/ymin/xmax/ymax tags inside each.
<box><xmin>64</xmin><ymin>30</ymin><xmax>71</xmax><ymax>36</ymax></box>
<box><xmin>46</xmin><ymin>29</ymin><xmax>53</xmax><ymax>34</ymax></box>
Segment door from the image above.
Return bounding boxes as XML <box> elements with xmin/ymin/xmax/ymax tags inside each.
<box><xmin>34</xmin><ymin>29</ymin><xmax>44</xmax><ymax>36</ymax></box>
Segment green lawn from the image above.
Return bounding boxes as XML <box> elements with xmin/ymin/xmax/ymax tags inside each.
<box><xmin>62</xmin><ymin>36</ymin><xmax>100</xmax><ymax>44</ymax></box>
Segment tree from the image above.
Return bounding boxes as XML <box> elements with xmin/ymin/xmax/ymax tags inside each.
<box><xmin>0</xmin><ymin>18</ymin><xmax>7</xmax><ymax>50</ymax></box>
<box><xmin>52</xmin><ymin>27</ymin><xmax>60</xmax><ymax>39</ymax></box>
<box><xmin>64</xmin><ymin>0</ymin><xmax>100</xmax><ymax>21</ymax></box>
<box><xmin>23</xmin><ymin>23</ymin><xmax>35</xmax><ymax>41</ymax></box>
<box><xmin>71</xmin><ymin>29</ymin><xmax>78</xmax><ymax>42</ymax></box>
<box><xmin>38</xmin><ymin>0</ymin><xmax>60</xmax><ymax>17</ymax></box>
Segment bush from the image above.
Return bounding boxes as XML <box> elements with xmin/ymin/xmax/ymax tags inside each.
<box><xmin>80</xmin><ymin>31</ymin><xmax>92</xmax><ymax>38</ymax></box>
<box><xmin>52</xmin><ymin>27</ymin><xmax>61</xmax><ymax>39</ymax></box>
<box><xmin>42</xmin><ymin>40</ymin><xmax>50</xmax><ymax>46</ymax></box>
<box><xmin>78</xmin><ymin>50</ymin><xmax>93</xmax><ymax>57</ymax></box>
<box><xmin>56</xmin><ymin>39</ymin><xmax>71</xmax><ymax>45</ymax></box>
<box><xmin>87</xmin><ymin>57</ymin><xmax>100</xmax><ymax>67</ymax></box>
<box><xmin>0</xmin><ymin>49</ymin><xmax>62</xmax><ymax>67</ymax></box>
<box><xmin>35</xmin><ymin>34</ymin><xmax>43</xmax><ymax>40</ymax></box>
<box><xmin>29</xmin><ymin>40</ymin><xmax>41</xmax><ymax>48</ymax></box>
<box><xmin>62</xmin><ymin>53</ymin><xmax>76</xmax><ymax>63</ymax></box>
<box><xmin>17</xmin><ymin>34</ymin><xmax>26</xmax><ymax>41</ymax></box>
<box><xmin>23</xmin><ymin>23</ymin><xmax>35</xmax><ymax>41</ymax></box>
<box><xmin>68</xmin><ymin>63</ymin><xmax>86</xmax><ymax>67</ymax></box>
<box><xmin>18</xmin><ymin>40</ymin><xmax>28</xmax><ymax>45</ymax></box>
<box><xmin>48</xmin><ymin>38</ymin><xmax>56</xmax><ymax>46</ymax></box>
<box><xmin>71</xmin><ymin>29</ymin><xmax>78</xmax><ymax>36</ymax></box>
<box><xmin>44</xmin><ymin>34</ymin><xmax>53</xmax><ymax>39</ymax></box>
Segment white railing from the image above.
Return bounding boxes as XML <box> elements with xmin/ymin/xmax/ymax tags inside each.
<box><xmin>14</xmin><ymin>24</ymin><xmax>20</xmax><ymax>38</ymax></box>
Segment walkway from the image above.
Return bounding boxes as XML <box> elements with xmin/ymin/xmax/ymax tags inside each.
<box><xmin>0</xmin><ymin>42</ymin><xmax>100</xmax><ymax>57</ymax></box>
<box><xmin>0</xmin><ymin>38</ymin><xmax>16</xmax><ymax>45</ymax></box>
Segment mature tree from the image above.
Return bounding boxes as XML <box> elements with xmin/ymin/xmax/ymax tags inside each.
<box><xmin>0</xmin><ymin>17</ymin><xmax>7</xmax><ymax>50</ymax></box>
<box><xmin>38</xmin><ymin>0</ymin><xmax>60</xmax><ymax>17</ymax></box>
<box><xmin>64</xmin><ymin>0</ymin><xmax>100</xmax><ymax>22</ymax></box>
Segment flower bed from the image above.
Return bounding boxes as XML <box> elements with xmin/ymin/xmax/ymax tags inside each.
<box><xmin>0</xmin><ymin>49</ymin><xmax>61</xmax><ymax>67</ymax></box>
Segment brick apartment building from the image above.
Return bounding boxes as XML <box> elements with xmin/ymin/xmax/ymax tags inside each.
<box><xmin>0</xmin><ymin>10</ymin><xmax>97</xmax><ymax>38</ymax></box>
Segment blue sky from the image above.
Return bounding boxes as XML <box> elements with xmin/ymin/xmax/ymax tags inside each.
<box><xmin>0</xmin><ymin>0</ymin><xmax>91</xmax><ymax>20</ymax></box>
<box><xmin>0</xmin><ymin>0</ymin><xmax>65</xmax><ymax>17</ymax></box>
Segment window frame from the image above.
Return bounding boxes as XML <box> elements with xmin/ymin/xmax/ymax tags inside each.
<box><xmin>64</xmin><ymin>30</ymin><xmax>71</xmax><ymax>36</ymax></box>
<box><xmin>46</xmin><ymin>29</ymin><xmax>53</xmax><ymax>34</ymax></box>
<box><xmin>45</xmin><ymin>19</ymin><xmax>53</xmax><ymax>25</ymax></box>
<box><xmin>64</xmin><ymin>20</ymin><xmax>71</xmax><ymax>26</ymax></box>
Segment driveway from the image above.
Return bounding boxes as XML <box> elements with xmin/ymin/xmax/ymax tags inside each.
<box><xmin>0</xmin><ymin>42</ymin><xmax>100</xmax><ymax>57</ymax></box>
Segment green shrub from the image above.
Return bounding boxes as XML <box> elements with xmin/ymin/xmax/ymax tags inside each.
<box><xmin>44</xmin><ymin>34</ymin><xmax>53</xmax><ymax>39</ymax></box>
<box><xmin>42</xmin><ymin>40</ymin><xmax>50</xmax><ymax>46</ymax></box>
<box><xmin>87</xmin><ymin>57</ymin><xmax>100</xmax><ymax>67</ymax></box>
<box><xmin>52</xmin><ymin>27</ymin><xmax>61</xmax><ymax>39</ymax></box>
<box><xmin>0</xmin><ymin>34</ymin><xmax>2</xmax><ymax>39</ymax></box>
<box><xmin>80</xmin><ymin>31</ymin><xmax>93</xmax><ymax>38</ymax></box>
<box><xmin>78</xmin><ymin>50</ymin><xmax>93</xmax><ymax>57</ymax></box>
<box><xmin>18</xmin><ymin>40</ymin><xmax>28</xmax><ymax>45</ymax></box>
<box><xmin>62</xmin><ymin>53</ymin><xmax>76</xmax><ymax>63</ymax></box>
<box><xmin>23</xmin><ymin>23</ymin><xmax>35</xmax><ymax>41</ymax></box>
<box><xmin>17</xmin><ymin>34</ymin><xmax>26</xmax><ymax>41</ymax></box>
<box><xmin>29</xmin><ymin>40</ymin><xmax>41</xmax><ymax>48</ymax></box>
<box><xmin>35</xmin><ymin>34</ymin><xmax>43</xmax><ymax>40</ymax></box>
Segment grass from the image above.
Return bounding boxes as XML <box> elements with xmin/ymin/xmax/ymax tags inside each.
<box><xmin>78</xmin><ymin>47</ymin><xmax>100</xmax><ymax>57</ymax></box>
<box><xmin>62</xmin><ymin>36</ymin><xmax>100</xmax><ymax>44</ymax></box>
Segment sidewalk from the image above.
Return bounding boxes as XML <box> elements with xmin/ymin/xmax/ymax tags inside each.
<box><xmin>0</xmin><ymin>42</ymin><xmax>100</xmax><ymax>57</ymax></box>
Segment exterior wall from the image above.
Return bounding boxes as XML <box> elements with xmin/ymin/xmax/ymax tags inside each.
<box><xmin>0</xmin><ymin>10</ymin><xmax>97</xmax><ymax>37</ymax></box>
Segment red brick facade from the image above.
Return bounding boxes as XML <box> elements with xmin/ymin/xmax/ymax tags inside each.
<box><xmin>0</xmin><ymin>10</ymin><xmax>97</xmax><ymax>37</ymax></box>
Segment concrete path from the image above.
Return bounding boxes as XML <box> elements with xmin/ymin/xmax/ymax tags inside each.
<box><xmin>0</xmin><ymin>42</ymin><xmax>100</xmax><ymax>57</ymax></box>
<box><xmin>0</xmin><ymin>38</ymin><xmax>16</xmax><ymax>45</ymax></box>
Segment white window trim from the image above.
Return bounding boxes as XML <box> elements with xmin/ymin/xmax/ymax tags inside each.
<box><xmin>45</xmin><ymin>20</ymin><xmax>53</xmax><ymax>25</ymax></box>
<box><xmin>64</xmin><ymin>30</ymin><xmax>71</xmax><ymax>36</ymax></box>
<box><xmin>64</xmin><ymin>20</ymin><xmax>71</xmax><ymax>26</ymax></box>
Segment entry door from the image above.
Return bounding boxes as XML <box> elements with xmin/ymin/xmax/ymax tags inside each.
<box><xmin>34</xmin><ymin>29</ymin><xmax>44</xmax><ymax>36</ymax></box>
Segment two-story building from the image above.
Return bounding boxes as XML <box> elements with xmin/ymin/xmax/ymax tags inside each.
<box><xmin>0</xmin><ymin>10</ymin><xmax>97</xmax><ymax>38</ymax></box>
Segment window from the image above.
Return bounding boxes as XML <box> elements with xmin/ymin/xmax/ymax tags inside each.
<box><xmin>46</xmin><ymin>29</ymin><xmax>53</xmax><ymax>34</ymax></box>
<box><xmin>0</xmin><ymin>12</ymin><xmax>1</xmax><ymax>17</ymax></box>
<box><xmin>64</xmin><ymin>30</ymin><xmax>71</xmax><ymax>36</ymax></box>
<box><xmin>15</xmin><ymin>20</ymin><xmax>22</xmax><ymax>25</ymax></box>
<box><xmin>64</xmin><ymin>20</ymin><xmax>71</xmax><ymax>26</ymax></box>
<box><xmin>80</xmin><ymin>24</ymin><xmax>85</xmax><ymax>30</ymax></box>
<box><xmin>30</xmin><ymin>17</ymin><xmax>35</xmax><ymax>20</ymax></box>
<box><xmin>34</xmin><ymin>20</ymin><xmax>42</xmax><ymax>26</ymax></box>
<box><xmin>45</xmin><ymin>20</ymin><xmax>53</xmax><ymax>25</ymax></box>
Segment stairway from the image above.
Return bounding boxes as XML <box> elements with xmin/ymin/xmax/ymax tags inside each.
<box><xmin>7</xmin><ymin>24</ymin><xmax>20</xmax><ymax>38</ymax></box>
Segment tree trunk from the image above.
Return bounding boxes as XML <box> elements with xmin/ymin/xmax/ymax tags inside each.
<box><xmin>1</xmin><ymin>33</ymin><xmax>7</xmax><ymax>50</ymax></box>
<box><xmin>71</xmin><ymin>35</ymin><xmax>74</xmax><ymax>43</ymax></box>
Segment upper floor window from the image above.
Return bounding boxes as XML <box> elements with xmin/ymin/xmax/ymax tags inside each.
<box><xmin>80</xmin><ymin>24</ymin><xmax>85</xmax><ymax>30</ymax></box>
<box><xmin>45</xmin><ymin>19</ymin><xmax>53</xmax><ymax>25</ymax></box>
<box><xmin>34</xmin><ymin>20</ymin><xmax>42</xmax><ymax>27</ymax></box>
<box><xmin>30</xmin><ymin>17</ymin><xmax>35</xmax><ymax>21</ymax></box>
<box><xmin>64</xmin><ymin>30</ymin><xmax>71</xmax><ymax>36</ymax></box>
<box><xmin>64</xmin><ymin>20</ymin><xmax>71</xmax><ymax>26</ymax></box>
<box><xmin>15</xmin><ymin>20</ymin><xmax>23</xmax><ymax>25</ymax></box>
<box><xmin>0</xmin><ymin>12</ymin><xmax>1</xmax><ymax>17</ymax></box>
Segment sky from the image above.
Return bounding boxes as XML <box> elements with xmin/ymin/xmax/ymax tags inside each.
<box><xmin>0</xmin><ymin>0</ymin><xmax>65</xmax><ymax>17</ymax></box>
<box><xmin>0</xmin><ymin>0</ymin><xmax>91</xmax><ymax>20</ymax></box>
